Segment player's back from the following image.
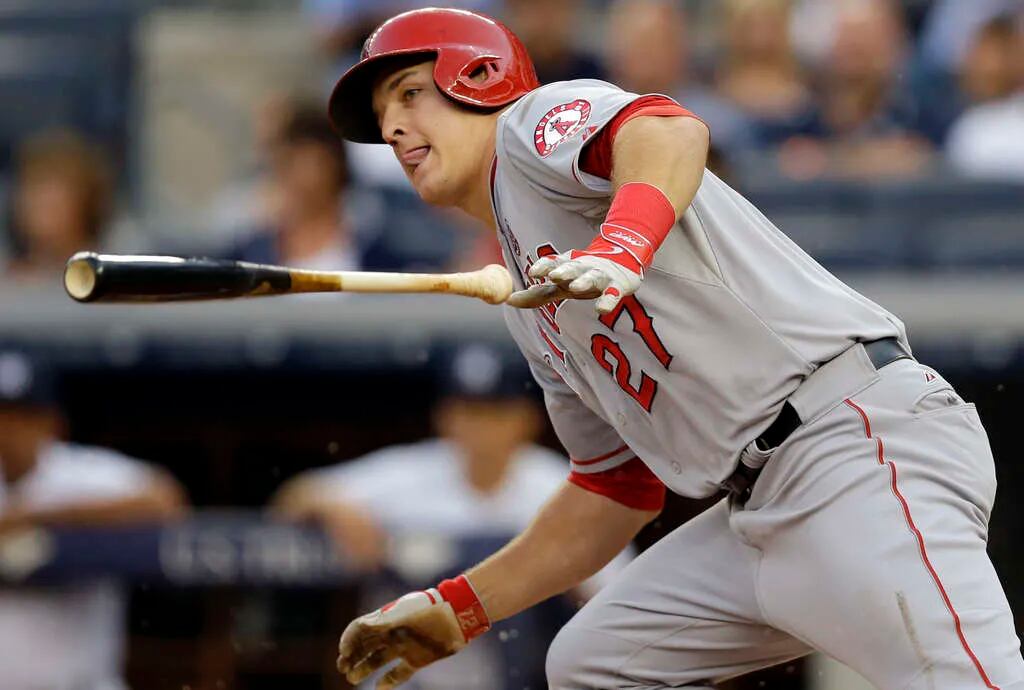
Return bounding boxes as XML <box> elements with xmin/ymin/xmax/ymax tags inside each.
<box><xmin>493</xmin><ymin>80</ymin><xmax>907</xmax><ymax>497</ymax></box>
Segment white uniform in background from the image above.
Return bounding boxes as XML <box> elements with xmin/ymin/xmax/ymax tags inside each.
<box><xmin>0</xmin><ymin>442</ymin><xmax>162</xmax><ymax>690</ymax></box>
<box><xmin>304</xmin><ymin>437</ymin><xmax>633</xmax><ymax>690</ymax></box>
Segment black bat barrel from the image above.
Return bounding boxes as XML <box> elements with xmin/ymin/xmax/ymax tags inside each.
<box><xmin>63</xmin><ymin>253</ymin><xmax>294</xmax><ymax>303</ymax></box>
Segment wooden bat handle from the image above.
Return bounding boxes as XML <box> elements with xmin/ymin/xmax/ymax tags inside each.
<box><xmin>64</xmin><ymin>252</ymin><xmax>514</xmax><ymax>305</ymax></box>
<box><xmin>318</xmin><ymin>264</ymin><xmax>513</xmax><ymax>304</ymax></box>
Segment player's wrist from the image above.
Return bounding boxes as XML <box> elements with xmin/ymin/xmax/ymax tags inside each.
<box><xmin>597</xmin><ymin>182</ymin><xmax>677</xmax><ymax>270</ymax></box>
<box><xmin>437</xmin><ymin>574</ymin><xmax>491</xmax><ymax>641</ymax></box>
<box><xmin>571</xmin><ymin>241</ymin><xmax>644</xmax><ymax>276</ymax></box>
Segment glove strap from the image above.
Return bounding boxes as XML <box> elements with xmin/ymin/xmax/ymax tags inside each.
<box><xmin>597</xmin><ymin>182</ymin><xmax>677</xmax><ymax>272</ymax></box>
<box><xmin>437</xmin><ymin>574</ymin><xmax>491</xmax><ymax>642</ymax></box>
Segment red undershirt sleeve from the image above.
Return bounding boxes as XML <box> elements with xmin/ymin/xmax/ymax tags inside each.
<box><xmin>569</xmin><ymin>457</ymin><xmax>666</xmax><ymax>512</ymax></box>
<box><xmin>578</xmin><ymin>95</ymin><xmax>701</xmax><ymax>180</ymax></box>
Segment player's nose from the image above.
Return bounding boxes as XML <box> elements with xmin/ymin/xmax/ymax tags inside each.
<box><xmin>380</xmin><ymin>104</ymin><xmax>406</xmax><ymax>147</ymax></box>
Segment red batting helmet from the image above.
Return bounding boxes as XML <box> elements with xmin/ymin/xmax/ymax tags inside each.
<box><xmin>328</xmin><ymin>7</ymin><xmax>540</xmax><ymax>144</ymax></box>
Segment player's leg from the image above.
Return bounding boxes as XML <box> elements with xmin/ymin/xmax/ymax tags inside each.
<box><xmin>546</xmin><ymin>498</ymin><xmax>810</xmax><ymax>689</ymax></box>
<box><xmin>735</xmin><ymin>359</ymin><xmax>1024</xmax><ymax>690</ymax></box>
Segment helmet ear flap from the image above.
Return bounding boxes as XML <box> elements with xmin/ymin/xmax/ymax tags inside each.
<box><xmin>461</xmin><ymin>54</ymin><xmax>503</xmax><ymax>84</ymax></box>
<box><xmin>444</xmin><ymin>52</ymin><xmax>516</xmax><ymax>106</ymax></box>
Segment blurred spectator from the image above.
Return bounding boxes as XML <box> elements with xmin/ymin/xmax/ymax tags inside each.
<box><xmin>946</xmin><ymin>16</ymin><xmax>1024</xmax><ymax>181</ymax></box>
<box><xmin>605</xmin><ymin>0</ymin><xmax>687</xmax><ymax>97</ymax></box>
<box><xmin>4</xmin><ymin>130</ymin><xmax>114</xmax><ymax>280</ymax></box>
<box><xmin>918</xmin><ymin>0</ymin><xmax>1024</xmax><ymax>74</ymax></box>
<box><xmin>605</xmin><ymin>0</ymin><xmax>754</xmax><ymax>160</ymax></box>
<box><xmin>907</xmin><ymin>5</ymin><xmax>1024</xmax><ymax>144</ymax></box>
<box><xmin>0</xmin><ymin>351</ymin><xmax>185</xmax><ymax>690</ymax></box>
<box><xmin>958</xmin><ymin>14</ymin><xmax>1024</xmax><ymax>105</ymax></box>
<box><xmin>714</xmin><ymin>0</ymin><xmax>815</xmax><ymax>144</ymax></box>
<box><xmin>272</xmin><ymin>343</ymin><xmax>633</xmax><ymax>689</ymax></box>
<box><xmin>502</xmin><ymin>0</ymin><xmax>604</xmax><ymax>83</ymax></box>
<box><xmin>778</xmin><ymin>0</ymin><xmax>935</xmax><ymax>180</ymax></box>
<box><xmin>230</xmin><ymin>103</ymin><xmax>360</xmax><ymax>271</ymax></box>
<box><xmin>205</xmin><ymin>92</ymin><xmax>299</xmax><ymax>248</ymax></box>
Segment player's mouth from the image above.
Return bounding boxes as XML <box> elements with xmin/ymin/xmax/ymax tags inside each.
<box><xmin>401</xmin><ymin>145</ymin><xmax>431</xmax><ymax>169</ymax></box>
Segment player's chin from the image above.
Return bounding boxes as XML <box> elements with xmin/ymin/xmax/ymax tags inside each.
<box><xmin>411</xmin><ymin>171</ymin><xmax>456</xmax><ymax>207</ymax></box>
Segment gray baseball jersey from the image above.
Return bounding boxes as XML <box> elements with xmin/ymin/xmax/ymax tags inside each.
<box><xmin>491</xmin><ymin>80</ymin><xmax>1023</xmax><ymax>690</ymax></box>
<box><xmin>493</xmin><ymin>79</ymin><xmax>907</xmax><ymax>498</ymax></box>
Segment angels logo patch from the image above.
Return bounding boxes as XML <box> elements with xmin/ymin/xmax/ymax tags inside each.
<box><xmin>534</xmin><ymin>99</ymin><xmax>591</xmax><ymax>157</ymax></box>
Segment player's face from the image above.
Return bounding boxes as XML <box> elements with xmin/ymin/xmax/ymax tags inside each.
<box><xmin>436</xmin><ymin>398</ymin><xmax>541</xmax><ymax>461</ymax></box>
<box><xmin>371</xmin><ymin>61</ymin><xmax>495</xmax><ymax>207</ymax></box>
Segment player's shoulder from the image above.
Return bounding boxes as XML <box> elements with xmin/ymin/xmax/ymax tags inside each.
<box><xmin>36</xmin><ymin>442</ymin><xmax>154</xmax><ymax>491</ymax></box>
<box><xmin>510</xmin><ymin>79</ymin><xmax>629</xmax><ymax>107</ymax></box>
<box><xmin>318</xmin><ymin>438</ymin><xmax>452</xmax><ymax>482</ymax></box>
<box><xmin>498</xmin><ymin>79</ymin><xmax>639</xmax><ymax>177</ymax></box>
<box><xmin>45</xmin><ymin>442</ymin><xmax>148</xmax><ymax>473</ymax></box>
<box><xmin>350</xmin><ymin>438</ymin><xmax>448</xmax><ymax>466</ymax></box>
<box><xmin>502</xmin><ymin>79</ymin><xmax>630</xmax><ymax>130</ymax></box>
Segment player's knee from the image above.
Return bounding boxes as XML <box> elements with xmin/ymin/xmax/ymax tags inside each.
<box><xmin>547</xmin><ymin>621</ymin><xmax>716</xmax><ymax>689</ymax></box>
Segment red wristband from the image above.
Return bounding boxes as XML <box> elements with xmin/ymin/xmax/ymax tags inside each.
<box><xmin>437</xmin><ymin>574</ymin><xmax>491</xmax><ymax>642</ymax></box>
<box><xmin>595</xmin><ymin>182</ymin><xmax>676</xmax><ymax>271</ymax></box>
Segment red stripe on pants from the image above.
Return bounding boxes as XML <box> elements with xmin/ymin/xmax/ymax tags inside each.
<box><xmin>843</xmin><ymin>398</ymin><xmax>999</xmax><ymax>690</ymax></box>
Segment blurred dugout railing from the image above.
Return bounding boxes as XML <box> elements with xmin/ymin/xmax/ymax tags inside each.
<box><xmin>0</xmin><ymin>519</ymin><xmax>564</xmax><ymax>690</ymax></box>
<box><xmin>741</xmin><ymin>179</ymin><xmax>1024</xmax><ymax>272</ymax></box>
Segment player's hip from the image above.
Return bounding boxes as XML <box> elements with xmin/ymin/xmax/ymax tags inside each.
<box><xmin>739</xmin><ymin>355</ymin><xmax>997</xmax><ymax>527</ymax></box>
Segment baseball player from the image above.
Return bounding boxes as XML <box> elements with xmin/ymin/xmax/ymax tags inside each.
<box><xmin>328</xmin><ymin>8</ymin><xmax>1024</xmax><ymax>690</ymax></box>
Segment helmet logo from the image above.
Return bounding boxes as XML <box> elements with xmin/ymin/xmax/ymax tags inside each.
<box><xmin>534</xmin><ymin>99</ymin><xmax>591</xmax><ymax>157</ymax></box>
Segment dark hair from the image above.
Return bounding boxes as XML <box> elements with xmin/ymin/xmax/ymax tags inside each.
<box><xmin>277</xmin><ymin>103</ymin><xmax>349</xmax><ymax>188</ymax></box>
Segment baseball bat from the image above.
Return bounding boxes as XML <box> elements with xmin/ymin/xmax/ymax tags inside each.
<box><xmin>63</xmin><ymin>252</ymin><xmax>514</xmax><ymax>305</ymax></box>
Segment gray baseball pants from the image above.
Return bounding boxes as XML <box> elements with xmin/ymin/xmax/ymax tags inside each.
<box><xmin>547</xmin><ymin>357</ymin><xmax>1024</xmax><ymax>689</ymax></box>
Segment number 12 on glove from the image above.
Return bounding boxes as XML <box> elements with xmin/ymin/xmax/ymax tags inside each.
<box><xmin>337</xmin><ymin>575</ymin><xmax>490</xmax><ymax>689</ymax></box>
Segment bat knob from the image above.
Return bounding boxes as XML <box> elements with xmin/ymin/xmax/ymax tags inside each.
<box><xmin>478</xmin><ymin>264</ymin><xmax>514</xmax><ymax>305</ymax></box>
<box><xmin>64</xmin><ymin>251</ymin><xmax>101</xmax><ymax>302</ymax></box>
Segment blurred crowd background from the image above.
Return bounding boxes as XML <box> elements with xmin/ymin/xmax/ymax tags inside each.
<box><xmin>0</xmin><ymin>0</ymin><xmax>1022</xmax><ymax>689</ymax></box>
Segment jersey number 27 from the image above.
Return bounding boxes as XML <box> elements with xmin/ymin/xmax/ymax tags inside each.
<box><xmin>591</xmin><ymin>297</ymin><xmax>673</xmax><ymax>413</ymax></box>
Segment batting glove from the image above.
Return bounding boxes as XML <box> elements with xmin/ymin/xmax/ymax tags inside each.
<box><xmin>506</xmin><ymin>182</ymin><xmax>676</xmax><ymax>315</ymax></box>
<box><xmin>527</xmin><ymin>237</ymin><xmax>645</xmax><ymax>314</ymax></box>
<box><xmin>337</xmin><ymin>575</ymin><xmax>490</xmax><ymax>689</ymax></box>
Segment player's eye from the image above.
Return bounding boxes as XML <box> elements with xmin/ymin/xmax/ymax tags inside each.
<box><xmin>402</xmin><ymin>88</ymin><xmax>421</xmax><ymax>103</ymax></box>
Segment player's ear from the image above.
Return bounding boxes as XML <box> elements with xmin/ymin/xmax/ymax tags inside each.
<box><xmin>468</xmin><ymin>64</ymin><xmax>491</xmax><ymax>85</ymax></box>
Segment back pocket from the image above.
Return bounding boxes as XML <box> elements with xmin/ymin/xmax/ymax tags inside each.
<box><xmin>912</xmin><ymin>379</ymin><xmax>967</xmax><ymax>415</ymax></box>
